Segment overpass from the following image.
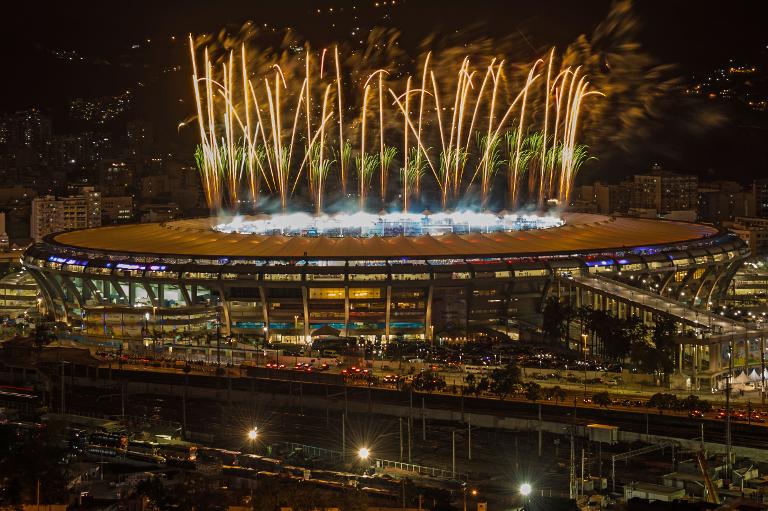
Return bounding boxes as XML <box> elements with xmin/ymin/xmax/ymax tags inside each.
<box><xmin>556</xmin><ymin>274</ymin><xmax>768</xmax><ymax>389</ymax></box>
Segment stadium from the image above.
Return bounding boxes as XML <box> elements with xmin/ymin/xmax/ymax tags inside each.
<box><xmin>22</xmin><ymin>213</ymin><xmax>748</xmax><ymax>352</ymax></box>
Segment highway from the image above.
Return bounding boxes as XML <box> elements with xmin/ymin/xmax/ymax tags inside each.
<box><xmin>63</xmin><ymin>365</ymin><xmax>768</xmax><ymax>451</ymax></box>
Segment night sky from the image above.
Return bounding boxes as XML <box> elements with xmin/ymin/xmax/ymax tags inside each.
<box><xmin>5</xmin><ymin>0</ymin><xmax>768</xmax><ymax>182</ymax></box>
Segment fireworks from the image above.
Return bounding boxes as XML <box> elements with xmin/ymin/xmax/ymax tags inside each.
<box><xmin>189</xmin><ymin>37</ymin><xmax>600</xmax><ymax>215</ymax></box>
<box><xmin>216</xmin><ymin>211</ymin><xmax>564</xmax><ymax>237</ymax></box>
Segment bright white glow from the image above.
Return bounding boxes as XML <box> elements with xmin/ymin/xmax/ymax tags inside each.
<box><xmin>358</xmin><ymin>447</ymin><xmax>370</xmax><ymax>459</ymax></box>
<box><xmin>247</xmin><ymin>428</ymin><xmax>258</xmax><ymax>440</ymax></box>
<box><xmin>520</xmin><ymin>483</ymin><xmax>532</xmax><ymax>496</ymax></box>
<box><xmin>216</xmin><ymin>211</ymin><xmax>563</xmax><ymax>237</ymax></box>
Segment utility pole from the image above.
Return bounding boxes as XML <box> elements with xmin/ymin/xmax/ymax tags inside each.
<box><xmin>467</xmin><ymin>414</ymin><xmax>472</xmax><ymax>461</ymax></box>
<box><xmin>342</xmin><ymin>413</ymin><xmax>346</xmax><ymax>460</ymax></box>
<box><xmin>421</xmin><ymin>397</ymin><xmax>426</xmax><ymax>441</ymax></box>
<box><xmin>725</xmin><ymin>375</ymin><xmax>732</xmax><ymax>485</ymax></box>
<box><xmin>726</xmin><ymin>336</ymin><xmax>734</xmax><ymax>485</ymax></box>
<box><xmin>538</xmin><ymin>403</ymin><xmax>542</xmax><ymax>457</ymax></box>
<box><xmin>761</xmin><ymin>336</ymin><xmax>766</xmax><ymax>406</ymax></box>
<box><xmin>452</xmin><ymin>430</ymin><xmax>456</xmax><ymax>478</ymax></box>
<box><xmin>216</xmin><ymin>312</ymin><xmax>221</xmax><ymax>365</ymax></box>
<box><xmin>60</xmin><ymin>362</ymin><xmax>65</xmax><ymax>415</ymax></box>
<box><xmin>581</xmin><ymin>448</ymin><xmax>586</xmax><ymax>496</ymax></box>
<box><xmin>399</xmin><ymin>418</ymin><xmax>404</xmax><ymax>461</ymax></box>
<box><xmin>569</xmin><ymin>432</ymin><xmax>576</xmax><ymax>499</ymax></box>
<box><xmin>407</xmin><ymin>417</ymin><xmax>412</xmax><ymax>463</ymax></box>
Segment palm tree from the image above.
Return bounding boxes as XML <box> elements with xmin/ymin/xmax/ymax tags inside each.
<box><xmin>550</xmin><ymin>385</ymin><xmax>566</xmax><ymax>404</ymax></box>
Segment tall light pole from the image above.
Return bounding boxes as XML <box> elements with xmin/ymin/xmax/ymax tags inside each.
<box><xmin>582</xmin><ymin>332</ymin><xmax>588</xmax><ymax>401</ymax></box>
<box><xmin>520</xmin><ymin>482</ymin><xmax>532</xmax><ymax>508</ymax></box>
<box><xmin>247</xmin><ymin>427</ymin><xmax>258</xmax><ymax>453</ymax></box>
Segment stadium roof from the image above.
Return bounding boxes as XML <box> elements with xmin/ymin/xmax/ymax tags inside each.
<box><xmin>50</xmin><ymin>213</ymin><xmax>721</xmax><ymax>260</ymax></box>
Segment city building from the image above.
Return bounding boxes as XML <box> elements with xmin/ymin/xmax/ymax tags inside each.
<box><xmin>126</xmin><ymin>120</ymin><xmax>154</xmax><ymax>157</ymax></box>
<box><xmin>101</xmin><ymin>196</ymin><xmax>133</xmax><ymax>224</ymax></box>
<box><xmin>139</xmin><ymin>162</ymin><xmax>202</xmax><ymax>211</ymax></box>
<box><xmin>97</xmin><ymin>160</ymin><xmax>134</xmax><ymax>196</ymax></box>
<box><xmin>0</xmin><ymin>270</ymin><xmax>40</xmax><ymax>319</ymax></box>
<box><xmin>697</xmin><ymin>181</ymin><xmax>754</xmax><ymax>224</ymax></box>
<box><xmin>723</xmin><ymin>217</ymin><xmax>768</xmax><ymax>257</ymax></box>
<box><xmin>753</xmin><ymin>179</ymin><xmax>768</xmax><ymax>218</ymax></box>
<box><xmin>596</xmin><ymin>181</ymin><xmax>631</xmax><ymax>215</ymax></box>
<box><xmin>631</xmin><ymin>167</ymin><xmax>698</xmax><ymax>217</ymax></box>
<box><xmin>0</xmin><ymin>109</ymin><xmax>52</xmax><ymax>149</ymax></box>
<box><xmin>0</xmin><ymin>213</ymin><xmax>9</xmax><ymax>253</ymax></box>
<box><xmin>30</xmin><ymin>187</ymin><xmax>102</xmax><ymax>242</ymax></box>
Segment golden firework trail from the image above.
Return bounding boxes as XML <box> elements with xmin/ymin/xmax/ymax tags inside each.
<box><xmin>188</xmin><ymin>39</ymin><xmax>600</xmax><ymax>215</ymax></box>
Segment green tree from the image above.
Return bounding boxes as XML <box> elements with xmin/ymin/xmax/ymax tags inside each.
<box><xmin>525</xmin><ymin>382</ymin><xmax>542</xmax><ymax>402</ymax></box>
<box><xmin>0</xmin><ymin>422</ymin><xmax>70</xmax><ymax>505</ymax></box>
<box><xmin>542</xmin><ymin>297</ymin><xmax>571</xmax><ymax>344</ymax></box>
<box><xmin>476</xmin><ymin>377</ymin><xmax>490</xmax><ymax>396</ymax></box>
<box><xmin>592</xmin><ymin>391</ymin><xmax>612</xmax><ymax>408</ymax></box>
<box><xmin>489</xmin><ymin>363</ymin><xmax>522</xmax><ymax>400</ymax></box>
<box><xmin>545</xmin><ymin>385</ymin><xmax>566</xmax><ymax>403</ymax></box>
<box><xmin>647</xmin><ymin>393</ymin><xmax>678</xmax><ymax>414</ymax></box>
<box><xmin>464</xmin><ymin>373</ymin><xmax>477</xmax><ymax>396</ymax></box>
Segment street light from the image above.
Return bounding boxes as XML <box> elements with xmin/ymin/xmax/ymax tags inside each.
<box><xmin>357</xmin><ymin>447</ymin><xmax>370</xmax><ymax>460</ymax></box>
<box><xmin>247</xmin><ymin>427</ymin><xmax>258</xmax><ymax>441</ymax></box>
<box><xmin>520</xmin><ymin>482</ymin><xmax>532</xmax><ymax>496</ymax></box>
<box><xmin>582</xmin><ymin>333</ymin><xmax>589</xmax><ymax>400</ymax></box>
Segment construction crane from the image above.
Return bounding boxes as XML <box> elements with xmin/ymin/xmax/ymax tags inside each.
<box><xmin>696</xmin><ymin>451</ymin><xmax>720</xmax><ymax>504</ymax></box>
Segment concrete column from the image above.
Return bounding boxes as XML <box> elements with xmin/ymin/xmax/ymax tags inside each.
<box><xmin>425</xmin><ymin>285</ymin><xmax>434</xmax><ymax>342</ymax></box>
<box><xmin>385</xmin><ymin>285</ymin><xmax>392</xmax><ymax>341</ymax></box>
<box><xmin>709</xmin><ymin>342</ymin><xmax>720</xmax><ymax>372</ymax></box>
<box><xmin>692</xmin><ymin>346</ymin><xmax>698</xmax><ymax>390</ymax></box>
<box><xmin>678</xmin><ymin>344</ymin><xmax>684</xmax><ymax>374</ymax></box>
<box><xmin>343</xmin><ymin>286</ymin><xmax>350</xmax><ymax>337</ymax></box>
<box><xmin>258</xmin><ymin>286</ymin><xmax>269</xmax><ymax>331</ymax></box>
<box><xmin>301</xmin><ymin>286</ymin><xmax>310</xmax><ymax>342</ymax></box>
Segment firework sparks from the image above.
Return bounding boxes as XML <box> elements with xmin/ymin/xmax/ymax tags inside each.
<box><xmin>189</xmin><ymin>38</ymin><xmax>599</xmax><ymax>215</ymax></box>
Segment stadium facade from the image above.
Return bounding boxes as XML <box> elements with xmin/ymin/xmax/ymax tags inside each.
<box><xmin>22</xmin><ymin>213</ymin><xmax>748</xmax><ymax>346</ymax></box>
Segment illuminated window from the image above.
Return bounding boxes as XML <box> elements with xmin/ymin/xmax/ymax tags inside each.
<box><xmin>349</xmin><ymin>273</ymin><xmax>387</xmax><ymax>281</ymax></box>
<box><xmin>349</xmin><ymin>288</ymin><xmax>382</xmax><ymax>299</ymax></box>
<box><xmin>392</xmin><ymin>273</ymin><xmax>430</xmax><ymax>280</ymax></box>
<box><xmin>306</xmin><ymin>273</ymin><xmax>344</xmax><ymax>281</ymax></box>
<box><xmin>309</xmin><ymin>288</ymin><xmax>346</xmax><ymax>300</ymax></box>
<box><xmin>263</xmin><ymin>273</ymin><xmax>301</xmax><ymax>281</ymax></box>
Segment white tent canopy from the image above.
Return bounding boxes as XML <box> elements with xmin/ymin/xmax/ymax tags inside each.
<box><xmin>734</xmin><ymin>371</ymin><xmax>750</xmax><ymax>384</ymax></box>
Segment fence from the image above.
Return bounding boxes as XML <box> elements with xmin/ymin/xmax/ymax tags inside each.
<box><xmin>374</xmin><ymin>458</ymin><xmax>457</xmax><ymax>480</ymax></box>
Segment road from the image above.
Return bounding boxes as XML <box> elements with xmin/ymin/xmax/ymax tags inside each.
<box><xmin>61</xmin><ymin>364</ymin><xmax>768</xmax><ymax>451</ymax></box>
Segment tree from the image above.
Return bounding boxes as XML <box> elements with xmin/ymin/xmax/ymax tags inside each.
<box><xmin>489</xmin><ymin>363</ymin><xmax>522</xmax><ymax>400</ymax></box>
<box><xmin>630</xmin><ymin>315</ymin><xmax>677</xmax><ymax>376</ymax></box>
<box><xmin>542</xmin><ymin>297</ymin><xmax>571</xmax><ymax>344</ymax></box>
<box><xmin>472</xmin><ymin>376</ymin><xmax>490</xmax><ymax>397</ymax></box>
<box><xmin>647</xmin><ymin>393</ymin><xmax>678</xmax><ymax>414</ymax></box>
<box><xmin>679</xmin><ymin>394</ymin><xmax>712</xmax><ymax>413</ymax></box>
<box><xmin>464</xmin><ymin>373</ymin><xmax>477</xmax><ymax>396</ymax></box>
<box><xmin>0</xmin><ymin>422</ymin><xmax>70</xmax><ymax>506</ymax></box>
<box><xmin>525</xmin><ymin>382</ymin><xmax>542</xmax><ymax>402</ymax></box>
<box><xmin>413</xmin><ymin>371</ymin><xmax>446</xmax><ymax>392</ymax></box>
<box><xmin>592</xmin><ymin>391</ymin><xmax>612</xmax><ymax>408</ymax></box>
<box><xmin>545</xmin><ymin>385</ymin><xmax>566</xmax><ymax>403</ymax></box>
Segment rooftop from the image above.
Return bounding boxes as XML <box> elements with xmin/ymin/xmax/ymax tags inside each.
<box><xmin>47</xmin><ymin>213</ymin><xmax>721</xmax><ymax>260</ymax></box>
